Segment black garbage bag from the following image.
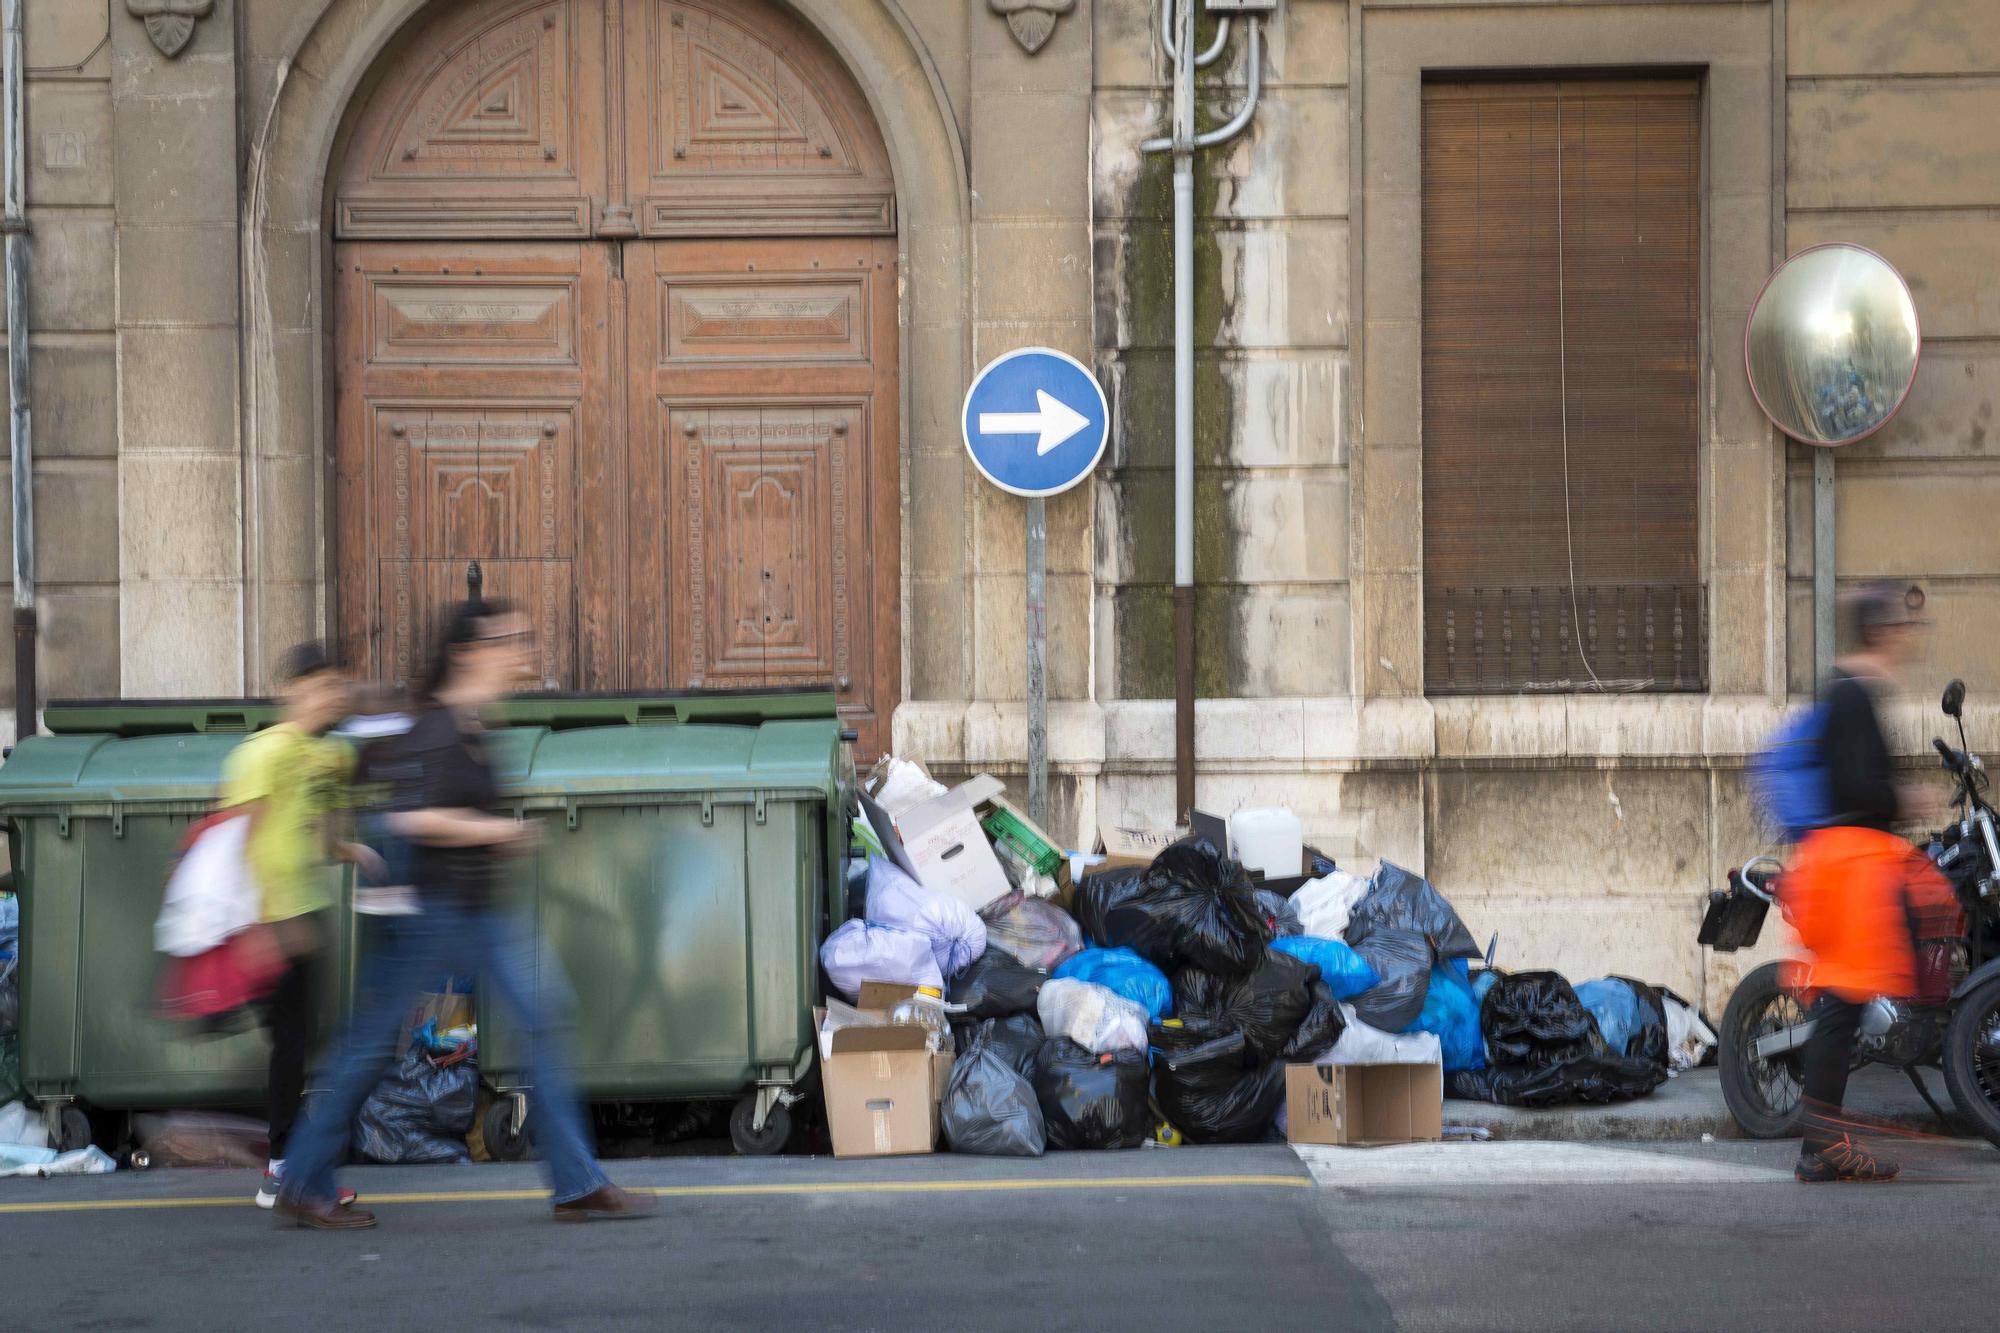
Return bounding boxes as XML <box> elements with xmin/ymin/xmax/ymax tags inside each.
<box><xmin>1149</xmin><ymin>1022</ymin><xmax>1287</xmax><ymax>1144</ymax></box>
<box><xmin>353</xmin><ymin>1044</ymin><xmax>478</xmax><ymax>1165</ymax></box>
<box><xmin>973</xmin><ymin>1013</ymin><xmax>1047</xmax><ymax>1078</ymax></box>
<box><xmin>1451</xmin><ymin>969</ymin><xmax>1668</xmax><ymax>1108</ymax></box>
<box><xmin>1254</xmin><ymin>889</ymin><xmax>1304</xmax><ymax>939</ymax></box>
<box><xmin>1617</xmin><ymin>977</ymin><xmax>1671</xmax><ymax>1070</ymax></box>
<box><xmin>1345</xmin><ymin>861</ymin><xmax>1481</xmax><ymax>961</ymax></box>
<box><xmin>949</xmin><ymin>950</ymin><xmax>1047</xmax><ymax>1020</ymax></box>
<box><xmin>1172</xmin><ymin>948</ymin><xmax>1321</xmax><ymax>1061</ymax></box>
<box><xmin>1032</xmin><ymin>1039</ymin><xmax>1151</xmax><ymax>1150</ymax></box>
<box><xmin>1480</xmin><ymin>970</ymin><xmax>1602</xmax><ymax>1067</ymax></box>
<box><xmin>1281</xmin><ymin>980</ymin><xmax>1346</xmax><ymax>1062</ymax></box>
<box><xmin>942</xmin><ymin>1037</ymin><xmax>1046</xmax><ymax>1156</ymax></box>
<box><xmin>1450</xmin><ymin>1052</ymin><xmax>1666</xmax><ymax>1108</ymax></box>
<box><xmin>1346</xmin><ymin>926</ymin><xmax>1436</xmax><ymax>1033</ymax></box>
<box><xmin>1077</xmin><ymin>839</ymin><xmax>1272</xmax><ymax>977</ymax></box>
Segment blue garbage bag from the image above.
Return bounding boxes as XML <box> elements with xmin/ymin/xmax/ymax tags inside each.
<box><xmin>1270</xmin><ymin>935</ymin><xmax>1380</xmax><ymax>1001</ymax></box>
<box><xmin>1403</xmin><ymin>963</ymin><xmax>1485</xmax><ymax>1073</ymax></box>
<box><xmin>1572</xmin><ymin>978</ymin><xmax>1671</xmax><ymax>1065</ymax></box>
<box><xmin>1054</xmin><ymin>947</ymin><xmax>1174</xmax><ymax>1021</ymax></box>
<box><xmin>1472</xmin><ymin>969</ymin><xmax>1500</xmax><ymax>1005</ymax></box>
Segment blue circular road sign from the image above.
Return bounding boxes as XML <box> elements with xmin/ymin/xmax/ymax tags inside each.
<box><xmin>960</xmin><ymin>347</ymin><xmax>1110</xmax><ymax>498</ymax></box>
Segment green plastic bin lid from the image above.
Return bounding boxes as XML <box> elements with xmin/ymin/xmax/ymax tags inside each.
<box><xmin>1</xmin><ymin>690</ymin><xmax>846</xmax><ymax>807</ymax></box>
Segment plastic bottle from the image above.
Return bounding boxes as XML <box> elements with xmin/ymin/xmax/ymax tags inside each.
<box><xmin>889</xmin><ymin>986</ymin><xmax>955</xmax><ymax>1054</ymax></box>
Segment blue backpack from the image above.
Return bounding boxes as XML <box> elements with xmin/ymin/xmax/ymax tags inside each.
<box><xmin>1748</xmin><ymin>702</ymin><xmax>1833</xmax><ymax>842</ymax></box>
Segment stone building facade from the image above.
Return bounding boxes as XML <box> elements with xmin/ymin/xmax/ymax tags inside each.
<box><xmin>3</xmin><ymin>0</ymin><xmax>1997</xmax><ymax>1011</ymax></box>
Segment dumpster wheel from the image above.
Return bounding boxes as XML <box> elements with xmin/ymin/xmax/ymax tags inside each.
<box><xmin>481</xmin><ymin>1095</ymin><xmax>531</xmax><ymax>1162</ymax></box>
<box><xmin>52</xmin><ymin>1104</ymin><xmax>93</xmax><ymax>1154</ymax></box>
<box><xmin>729</xmin><ymin>1091</ymin><xmax>793</xmax><ymax>1156</ymax></box>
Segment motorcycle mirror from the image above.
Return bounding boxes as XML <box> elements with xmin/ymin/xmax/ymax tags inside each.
<box><xmin>1942</xmin><ymin>679</ymin><xmax>1966</xmax><ymax>719</ymax></box>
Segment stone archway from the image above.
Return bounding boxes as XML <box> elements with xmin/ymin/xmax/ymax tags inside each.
<box><xmin>242</xmin><ymin>0</ymin><xmax>971</xmax><ymax>751</ymax></box>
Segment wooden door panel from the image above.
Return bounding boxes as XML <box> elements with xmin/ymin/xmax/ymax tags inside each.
<box><xmin>335</xmin><ymin>0</ymin><xmax>607</xmax><ymax>238</ymax></box>
<box><xmin>336</xmin><ymin>242</ymin><xmax>608</xmax><ymax>690</ymax></box>
<box><xmin>628</xmin><ymin>237</ymin><xmax>896</xmax><ymax>753</ymax></box>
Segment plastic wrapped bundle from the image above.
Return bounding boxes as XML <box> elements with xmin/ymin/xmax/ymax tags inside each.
<box><xmin>820</xmin><ymin>919</ymin><xmax>943</xmax><ymax>1002</ymax></box>
<box><xmin>979</xmin><ymin>891</ymin><xmax>1085</xmax><ymax>971</ymax></box>
<box><xmin>1037</xmin><ymin>978</ymin><xmax>1149</xmax><ymax>1055</ymax></box>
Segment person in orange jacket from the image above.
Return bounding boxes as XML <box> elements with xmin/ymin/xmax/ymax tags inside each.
<box><xmin>1779</xmin><ymin>584</ymin><xmax>1958</xmax><ymax>1183</ymax></box>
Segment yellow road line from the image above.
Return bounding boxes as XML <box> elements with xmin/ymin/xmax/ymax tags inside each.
<box><xmin>0</xmin><ymin>1172</ymin><xmax>1307</xmax><ymax>1216</ymax></box>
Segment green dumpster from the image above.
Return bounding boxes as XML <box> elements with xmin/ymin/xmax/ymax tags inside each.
<box><xmin>0</xmin><ymin>691</ymin><xmax>853</xmax><ymax>1156</ymax></box>
<box><xmin>0</xmin><ymin>706</ymin><xmax>352</xmax><ymax>1144</ymax></box>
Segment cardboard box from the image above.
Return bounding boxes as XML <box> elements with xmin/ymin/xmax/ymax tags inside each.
<box><xmin>816</xmin><ymin>1006</ymin><xmax>954</xmax><ymax>1159</ymax></box>
<box><xmin>893</xmin><ymin>774</ymin><xmax>1012</xmax><ymax>913</ymax></box>
<box><xmin>1284</xmin><ymin>1062</ymin><xmax>1444</xmax><ymax>1147</ymax></box>
<box><xmin>1096</xmin><ymin>820</ymin><xmax>1190</xmax><ymax>871</ymax></box>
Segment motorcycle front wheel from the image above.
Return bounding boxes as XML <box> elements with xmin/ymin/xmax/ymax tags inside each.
<box><xmin>1941</xmin><ymin>973</ymin><xmax>2000</xmax><ymax>1149</ymax></box>
<box><xmin>1718</xmin><ymin>961</ymin><xmax>1808</xmax><ymax>1139</ymax></box>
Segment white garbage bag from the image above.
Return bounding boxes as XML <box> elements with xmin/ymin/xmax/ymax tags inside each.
<box><xmin>819</xmin><ymin>920</ymin><xmax>944</xmax><ymax>1002</ymax></box>
<box><xmin>0</xmin><ymin>1144</ymin><xmax>117</xmax><ymax>1178</ymax></box>
<box><xmin>1037</xmin><ymin>978</ymin><xmax>1149</xmax><ymax>1054</ymax></box>
<box><xmin>1318</xmin><ymin>1005</ymin><xmax>1443</xmax><ymax>1066</ymax></box>
<box><xmin>0</xmin><ymin>1100</ymin><xmax>48</xmax><ymax>1149</ymax></box>
<box><xmin>865</xmin><ymin>856</ymin><xmax>987</xmax><ymax>979</ymax></box>
<box><xmin>1662</xmin><ymin>992</ymin><xmax>1717</xmax><ymax>1074</ymax></box>
<box><xmin>1291</xmin><ymin>869</ymin><xmax>1371</xmax><ymax>942</ymax></box>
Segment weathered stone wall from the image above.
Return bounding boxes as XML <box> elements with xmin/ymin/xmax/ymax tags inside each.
<box><xmin>0</xmin><ymin>0</ymin><xmax>125</xmax><ymax>724</ymax></box>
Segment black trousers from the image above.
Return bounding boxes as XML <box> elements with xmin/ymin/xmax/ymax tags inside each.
<box><xmin>1799</xmin><ymin>992</ymin><xmax>1864</xmax><ymax>1154</ymax></box>
<box><xmin>264</xmin><ymin>947</ymin><xmax>322</xmax><ymax>1161</ymax></box>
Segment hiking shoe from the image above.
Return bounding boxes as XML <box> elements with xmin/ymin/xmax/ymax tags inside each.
<box><xmin>258</xmin><ymin>1168</ymin><xmax>355</xmax><ymax>1210</ymax></box>
<box><xmin>1796</xmin><ymin>1136</ymin><xmax>1900</xmax><ymax>1183</ymax></box>
<box><xmin>552</xmin><ymin>1184</ymin><xmax>659</xmax><ymax>1222</ymax></box>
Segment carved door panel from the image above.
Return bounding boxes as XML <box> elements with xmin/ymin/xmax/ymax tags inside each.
<box><xmin>619</xmin><ymin>0</ymin><xmax>896</xmax><ymax>237</ymax></box>
<box><xmin>627</xmin><ymin>237</ymin><xmax>899</xmax><ymax>753</ymax></box>
<box><xmin>335</xmin><ymin>0</ymin><xmax>610</xmax><ymax>238</ymax></box>
<box><xmin>334</xmin><ymin>242</ymin><xmax>612</xmax><ymax>689</ymax></box>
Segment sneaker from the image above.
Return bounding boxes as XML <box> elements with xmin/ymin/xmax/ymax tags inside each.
<box><xmin>1795</xmin><ymin>1136</ymin><xmax>1901</xmax><ymax>1183</ymax></box>
<box><xmin>257</xmin><ymin>1168</ymin><xmax>356</xmax><ymax>1210</ymax></box>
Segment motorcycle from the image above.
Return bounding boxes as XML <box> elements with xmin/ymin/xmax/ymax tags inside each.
<box><xmin>1702</xmin><ymin>679</ymin><xmax>2000</xmax><ymax>1148</ymax></box>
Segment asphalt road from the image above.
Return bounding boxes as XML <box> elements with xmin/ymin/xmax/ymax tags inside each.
<box><xmin>3</xmin><ymin>1139</ymin><xmax>1994</xmax><ymax>1331</ymax></box>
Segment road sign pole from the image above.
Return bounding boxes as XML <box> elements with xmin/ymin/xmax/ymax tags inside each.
<box><xmin>1026</xmin><ymin>497</ymin><xmax>1049</xmax><ymax>828</ymax></box>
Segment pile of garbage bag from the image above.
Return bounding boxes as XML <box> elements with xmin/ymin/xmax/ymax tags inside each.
<box><xmin>834</xmin><ymin>763</ymin><xmax>1699</xmax><ymax>1154</ymax></box>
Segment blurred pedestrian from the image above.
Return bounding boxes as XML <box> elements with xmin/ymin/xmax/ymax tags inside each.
<box><xmin>223</xmin><ymin>642</ymin><xmax>378</xmax><ymax>1209</ymax></box>
<box><xmin>1781</xmin><ymin>583</ymin><xmax>1955</xmax><ymax>1183</ymax></box>
<box><xmin>275</xmin><ymin>600</ymin><xmax>655</xmax><ymax>1229</ymax></box>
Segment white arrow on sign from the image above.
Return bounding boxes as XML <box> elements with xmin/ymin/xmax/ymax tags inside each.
<box><xmin>978</xmin><ymin>389</ymin><xmax>1090</xmax><ymax>457</ymax></box>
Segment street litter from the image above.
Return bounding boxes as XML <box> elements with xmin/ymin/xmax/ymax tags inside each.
<box><xmin>130</xmin><ymin>1110</ymin><xmax>266</xmax><ymax>1168</ymax></box>
<box><xmin>0</xmin><ymin>1144</ymin><xmax>117</xmax><ymax>1178</ymax></box>
<box><xmin>817</xmin><ymin>776</ymin><xmax>1700</xmax><ymax>1157</ymax></box>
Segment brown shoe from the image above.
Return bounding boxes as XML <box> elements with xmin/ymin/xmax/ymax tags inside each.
<box><xmin>274</xmin><ymin>1195</ymin><xmax>378</xmax><ymax>1230</ymax></box>
<box><xmin>552</xmin><ymin>1184</ymin><xmax>659</xmax><ymax>1222</ymax></box>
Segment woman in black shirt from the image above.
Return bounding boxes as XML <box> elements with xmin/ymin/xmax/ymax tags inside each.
<box><xmin>275</xmin><ymin>600</ymin><xmax>656</xmax><ymax>1228</ymax></box>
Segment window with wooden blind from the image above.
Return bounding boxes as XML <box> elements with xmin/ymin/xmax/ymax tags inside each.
<box><xmin>1421</xmin><ymin>77</ymin><xmax>1704</xmax><ymax>694</ymax></box>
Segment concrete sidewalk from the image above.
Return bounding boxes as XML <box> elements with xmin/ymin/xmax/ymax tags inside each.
<box><xmin>1444</xmin><ymin>1064</ymin><xmax>1974</xmax><ymax>1143</ymax></box>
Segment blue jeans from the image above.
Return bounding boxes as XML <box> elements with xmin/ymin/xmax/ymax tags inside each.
<box><xmin>280</xmin><ymin>902</ymin><xmax>609</xmax><ymax>1207</ymax></box>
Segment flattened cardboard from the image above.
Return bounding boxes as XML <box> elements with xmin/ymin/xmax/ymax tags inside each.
<box><xmin>1096</xmin><ymin>820</ymin><xmax>1190</xmax><ymax>870</ymax></box>
<box><xmin>1285</xmin><ymin>1061</ymin><xmax>1444</xmax><ymax>1147</ymax></box>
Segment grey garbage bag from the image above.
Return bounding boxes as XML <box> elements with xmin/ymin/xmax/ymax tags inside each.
<box><xmin>1345</xmin><ymin>926</ymin><xmax>1434</xmax><ymax>1033</ymax></box>
<box><xmin>353</xmin><ymin>1044</ymin><xmax>478</xmax><ymax>1165</ymax></box>
<box><xmin>941</xmin><ymin>1038</ymin><xmax>1046</xmax><ymax>1157</ymax></box>
<box><xmin>1344</xmin><ymin>862</ymin><xmax>1480</xmax><ymax>960</ymax></box>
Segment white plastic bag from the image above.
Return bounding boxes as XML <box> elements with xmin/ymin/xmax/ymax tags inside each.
<box><xmin>1292</xmin><ymin>869</ymin><xmax>1370</xmax><ymax>942</ymax></box>
<box><xmin>152</xmin><ymin>813</ymin><xmax>259</xmax><ymax>958</ymax></box>
<box><xmin>0</xmin><ymin>1144</ymin><xmax>116</xmax><ymax>1178</ymax></box>
<box><xmin>867</xmin><ymin>756</ymin><xmax>947</xmax><ymax>818</ymax></box>
<box><xmin>865</xmin><ymin>856</ymin><xmax>987</xmax><ymax>979</ymax></box>
<box><xmin>1662</xmin><ymin>992</ymin><xmax>1717</xmax><ymax>1074</ymax></box>
<box><xmin>0</xmin><ymin>1100</ymin><xmax>48</xmax><ymax>1149</ymax></box>
<box><xmin>1037</xmin><ymin>978</ymin><xmax>1149</xmax><ymax>1054</ymax></box>
<box><xmin>1319</xmin><ymin>1005</ymin><xmax>1443</xmax><ymax>1066</ymax></box>
<box><xmin>819</xmin><ymin>919</ymin><xmax>943</xmax><ymax>1002</ymax></box>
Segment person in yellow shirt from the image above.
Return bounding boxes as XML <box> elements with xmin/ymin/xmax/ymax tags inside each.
<box><xmin>220</xmin><ymin>642</ymin><xmax>378</xmax><ymax>1209</ymax></box>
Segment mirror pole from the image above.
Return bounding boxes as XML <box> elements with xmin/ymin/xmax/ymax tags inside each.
<box><xmin>1813</xmin><ymin>447</ymin><xmax>1836</xmax><ymax>686</ymax></box>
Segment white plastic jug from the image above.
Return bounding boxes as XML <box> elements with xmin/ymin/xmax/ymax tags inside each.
<box><xmin>1230</xmin><ymin>806</ymin><xmax>1303</xmax><ymax>878</ymax></box>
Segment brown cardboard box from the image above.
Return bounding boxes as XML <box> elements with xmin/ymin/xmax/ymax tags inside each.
<box><xmin>893</xmin><ymin>774</ymin><xmax>1013</xmax><ymax>913</ymax></box>
<box><xmin>1284</xmin><ymin>1062</ymin><xmax>1444</xmax><ymax>1147</ymax></box>
<box><xmin>816</xmin><ymin>1006</ymin><xmax>952</xmax><ymax>1159</ymax></box>
<box><xmin>1096</xmin><ymin>820</ymin><xmax>1191</xmax><ymax>870</ymax></box>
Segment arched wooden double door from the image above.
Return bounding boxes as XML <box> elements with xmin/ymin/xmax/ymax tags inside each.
<box><xmin>333</xmin><ymin>0</ymin><xmax>899</xmax><ymax>751</ymax></box>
